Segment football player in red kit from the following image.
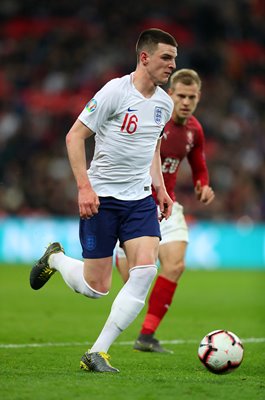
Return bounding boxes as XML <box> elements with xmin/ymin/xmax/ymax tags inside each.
<box><xmin>116</xmin><ymin>68</ymin><xmax>215</xmax><ymax>353</ymax></box>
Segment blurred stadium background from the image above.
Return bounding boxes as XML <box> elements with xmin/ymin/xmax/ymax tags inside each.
<box><xmin>0</xmin><ymin>0</ymin><xmax>264</xmax><ymax>268</ymax></box>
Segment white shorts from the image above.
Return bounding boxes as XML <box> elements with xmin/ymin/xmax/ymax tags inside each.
<box><xmin>115</xmin><ymin>202</ymin><xmax>189</xmax><ymax>258</ymax></box>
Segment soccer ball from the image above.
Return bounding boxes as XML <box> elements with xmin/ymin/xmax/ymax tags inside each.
<box><xmin>198</xmin><ymin>330</ymin><xmax>244</xmax><ymax>374</ymax></box>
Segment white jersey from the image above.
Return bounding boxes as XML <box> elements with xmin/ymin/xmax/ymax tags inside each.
<box><xmin>78</xmin><ymin>73</ymin><xmax>173</xmax><ymax>200</ymax></box>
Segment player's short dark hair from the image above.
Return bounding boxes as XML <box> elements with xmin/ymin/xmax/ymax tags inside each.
<box><xmin>169</xmin><ymin>68</ymin><xmax>202</xmax><ymax>90</ymax></box>
<box><xmin>136</xmin><ymin>28</ymin><xmax>177</xmax><ymax>62</ymax></box>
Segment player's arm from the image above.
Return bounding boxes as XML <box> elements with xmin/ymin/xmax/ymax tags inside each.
<box><xmin>150</xmin><ymin>139</ymin><xmax>173</xmax><ymax>219</ymax></box>
<box><xmin>187</xmin><ymin>131</ymin><xmax>215</xmax><ymax>205</ymax></box>
<box><xmin>66</xmin><ymin>119</ymin><xmax>100</xmax><ymax>218</ymax></box>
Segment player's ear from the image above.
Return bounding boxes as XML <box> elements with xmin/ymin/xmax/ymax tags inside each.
<box><xmin>140</xmin><ymin>51</ymin><xmax>149</xmax><ymax>65</ymax></box>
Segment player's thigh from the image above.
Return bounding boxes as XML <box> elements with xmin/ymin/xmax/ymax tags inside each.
<box><xmin>119</xmin><ymin>195</ymin><xmax>160</xmax><ymax>268</ymax></box>
<box><xmin>123</xmin><ymin>236</ymin><xmax>160</xmax><ymax>268</ymax></box>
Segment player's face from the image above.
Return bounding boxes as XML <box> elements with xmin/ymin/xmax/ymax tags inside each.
<box><xmin>145</xmin><ymin>43</ymin><xmax>177</xmax><ymax>86</ymax></box>
<box><xmin>170</xmin><ymin>82</ymin><xmax>201</xmax><ymax>121</ymax></box>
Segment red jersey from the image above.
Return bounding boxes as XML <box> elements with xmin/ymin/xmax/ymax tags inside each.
<box><xmin>153</xmin><ymin>115</ymin><xmax>209</xmax><ymax>202</ymax></box>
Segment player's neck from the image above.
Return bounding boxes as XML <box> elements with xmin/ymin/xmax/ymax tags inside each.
<box><xmin>173</xmin><ymin>113</ymin><xmax>187</xmax><ymax>125</ymax></box>
<box><xmin>131</xmin><ymin>71</ymin><xmax>157</xmax><ymax>98</ymax></box>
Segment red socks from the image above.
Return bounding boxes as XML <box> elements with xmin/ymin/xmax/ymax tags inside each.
<box><xmin>141</xmin><ymin>275</ymin><xmax>177</xmax><ymax>335</ymax></box>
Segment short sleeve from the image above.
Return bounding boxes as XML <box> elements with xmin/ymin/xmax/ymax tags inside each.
<box><xmin>78</xmin><ymin>79</ymin><xmax>121</xmax><ymax>133</ymax></box>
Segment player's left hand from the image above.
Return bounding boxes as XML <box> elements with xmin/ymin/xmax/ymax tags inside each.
<box><xmin>195</xmin><ymin>180</ymin><xmax>215</xmax><ymax>205</ymax></box>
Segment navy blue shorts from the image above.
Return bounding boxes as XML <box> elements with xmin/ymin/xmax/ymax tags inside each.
<box><xmin>79</xmin><ymin>195</ymin><xmax>161</xmax><ymax>259</ymax></box>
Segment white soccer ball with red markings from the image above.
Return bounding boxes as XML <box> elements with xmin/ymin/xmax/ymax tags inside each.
<box><xmin>198</xmin><ymin>330</ymin><xmax>244</xmax><ymax>374</ymax></box>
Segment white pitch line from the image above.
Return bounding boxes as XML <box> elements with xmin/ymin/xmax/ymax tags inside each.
<box><xmin>0</xmin><ymin>338</ymin><xmax>264</xmax><ymax>349</ymax></box>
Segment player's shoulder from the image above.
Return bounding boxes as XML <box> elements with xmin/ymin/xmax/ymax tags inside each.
<box><xmin>157</xmin><ymin>86</ymin><xmax>173</xmax><ymax>103</ymax></box>
<box><xmin>103</xmin><ymin>74</ymin><xmax>130</xmax><ymax>92</ymax></box>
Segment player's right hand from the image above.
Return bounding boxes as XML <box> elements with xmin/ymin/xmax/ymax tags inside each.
<box><xmin>78</xmin><ymin>186</ymin><xmax>100</xmax><ymax>218</ymax></box>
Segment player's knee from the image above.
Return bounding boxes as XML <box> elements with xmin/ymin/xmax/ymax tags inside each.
<box><xmin>175</xmin><ymin>259</ymin><xmax>185</xmax><ymax>275</ymax></box>
<box><xmin>163</xmin><ymin>259</ymin><xmax>185</xmax><ymax>282</ymax></box>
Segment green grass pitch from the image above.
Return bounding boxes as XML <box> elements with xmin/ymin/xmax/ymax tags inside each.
<box><xmin>0</xmin><ymin>265</ymin><xmax>264</xmax><ymax>400</ymax></box>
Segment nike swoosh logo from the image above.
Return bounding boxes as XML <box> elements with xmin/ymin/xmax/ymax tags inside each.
<box><xmin>128</xmin><ymin>107</ymin><xmax>137</xmax><ymax>112</ymax></box>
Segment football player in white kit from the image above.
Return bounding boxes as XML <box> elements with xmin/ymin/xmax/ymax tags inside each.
<box><xmin>30</xmin><ymin>28</ymin><xmax>178</xmax><ymax>373</ymax></box>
